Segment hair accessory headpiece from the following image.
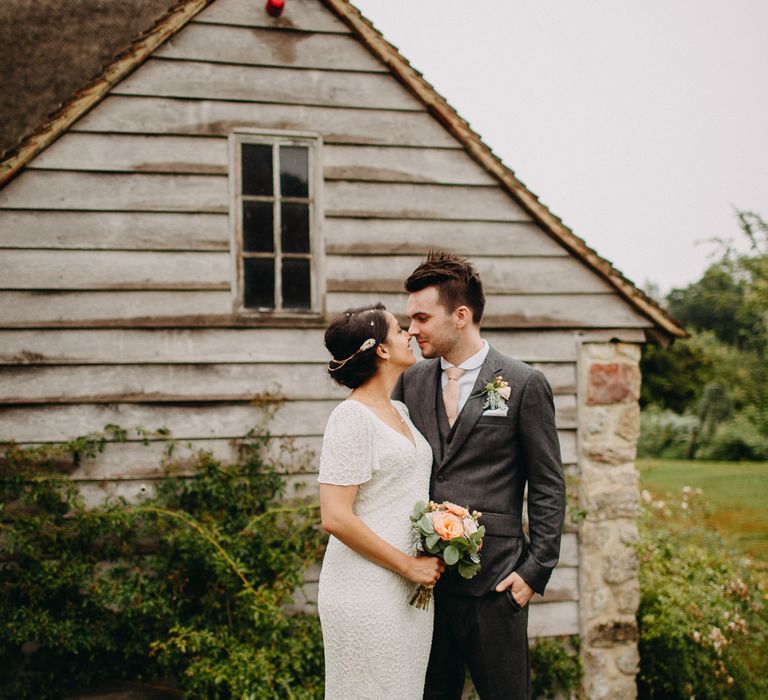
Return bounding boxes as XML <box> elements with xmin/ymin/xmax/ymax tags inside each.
<box><xmin>328</xmin><ymin>337</ymin><xmax>377</xmax><ymax>372</ymax></box>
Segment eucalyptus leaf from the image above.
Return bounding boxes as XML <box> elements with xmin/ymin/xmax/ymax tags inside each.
<box><xmin>443</xmin><ymin>545</ymin><xmax>460</xmax><ymax>566</ymax></box>
<box><xmin>419</xmin><ymin>514</ymin><xmax>434</xmax><ymax>533</ymax></box>
<box><xmin>458</xmin><ymin>562</ymin><xmax>479</xmax><ymax>579</ymax></box>
<box><xmin>426</xmin><ymin>532</ymin><xmax>440</xmax><ymax>549</ymax></box>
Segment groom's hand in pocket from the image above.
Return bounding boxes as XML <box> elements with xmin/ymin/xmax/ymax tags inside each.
<box><xmin>495</xmin><ymin>571</ymin><xmax>534</xmax><ymax>607</ymax></box>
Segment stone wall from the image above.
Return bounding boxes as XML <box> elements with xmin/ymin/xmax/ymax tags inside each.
<box><xmin>578</xmin><ymin>342</ymin><xmax>642</xmax><ymax>699</ymax></box>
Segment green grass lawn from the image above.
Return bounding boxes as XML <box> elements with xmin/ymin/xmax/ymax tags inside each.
<box><xmin>638</xmin><ymin>458</ymin><xmax>768</xmax><ymax>562</ymax></box>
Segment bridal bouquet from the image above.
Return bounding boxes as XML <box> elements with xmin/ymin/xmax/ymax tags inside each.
<box><xmin>409</xmin><ymin>500</ymin><xmax>485</xmax><ymax>610</ymax></box>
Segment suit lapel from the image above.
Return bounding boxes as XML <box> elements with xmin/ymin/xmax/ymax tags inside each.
<box><xmin>440</xmin><ymin>346</ymin><xmax>504</xmax><ymax>468</ymax></box>
<box><xmin>415</xmin><ymin>359</ymin><xmax>443</xmax><ymax>463</ymax></box>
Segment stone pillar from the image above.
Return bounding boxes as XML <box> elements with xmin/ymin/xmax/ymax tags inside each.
<box><xmin>578</xmin><ymin>342</ymin><xmax>642</xmax><ymax>699</ymax></box>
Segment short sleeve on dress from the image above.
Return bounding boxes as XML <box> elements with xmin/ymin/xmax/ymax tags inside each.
<box><xmin>318</xmin><ymin>401</ymin><xmax>379</xmax><ymax>486</ymax></box>
<box><xmin>392</xmin><ymin>400</ymin><xmax>410</xmax><ymax>419</ymax></box>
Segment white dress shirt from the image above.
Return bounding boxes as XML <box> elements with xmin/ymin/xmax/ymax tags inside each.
<box><xmin>440</xmin><ymin>340</ymin><xmax>490</xmax><ymax>415</ymax></box>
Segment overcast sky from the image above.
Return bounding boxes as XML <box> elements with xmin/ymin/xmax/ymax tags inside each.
<box><xmin>353</xmin><ymin>1</ymin><xmax>768</xmax><ymax>295</ymax></box>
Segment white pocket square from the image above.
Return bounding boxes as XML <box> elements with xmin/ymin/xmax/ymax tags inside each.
<box><xmin>482</xmin><ymin>408</ymin><xmax>508</xmax><ymax>417</ymax></box>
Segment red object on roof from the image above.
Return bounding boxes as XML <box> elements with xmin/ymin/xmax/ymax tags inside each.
<box><xmin>265</xmin><ymin>0</ymin><xmax>284</xmax><ymax>17</ymax></box>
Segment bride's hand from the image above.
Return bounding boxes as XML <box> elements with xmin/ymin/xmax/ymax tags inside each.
<box><xmin>404</xmin><ymin>556</ymin><xmax>445</xmax><ymax>585</ymax></box>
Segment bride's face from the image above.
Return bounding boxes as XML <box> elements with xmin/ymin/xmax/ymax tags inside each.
<box><xmin>379</xmin><ymin>312</ymin><xmax>416</xmax><ymax>369</ymax></box>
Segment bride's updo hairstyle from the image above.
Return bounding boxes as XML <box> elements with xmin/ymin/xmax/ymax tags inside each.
<box><xmin>325</xmin><ymin>303</ymin><xmax>389</xmax><ymax>389</ymax></box>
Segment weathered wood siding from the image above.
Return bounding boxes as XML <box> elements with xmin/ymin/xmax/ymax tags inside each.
<box><xmin>0</xmin><ymin>0</ymin><xmax>654</xmax><ymax>638</ymax></box>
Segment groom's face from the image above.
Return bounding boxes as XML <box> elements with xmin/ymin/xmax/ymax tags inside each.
<box><xmin>406</xmin><ymin>286</ymin><xmax>459</xmax><ymax>359</ymax></box>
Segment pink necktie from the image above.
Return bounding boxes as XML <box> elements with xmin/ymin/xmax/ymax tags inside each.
<box><xmin>443</xmin><ymin>367</ymin><xmax>466</xmax><ymax>427</ymax></box>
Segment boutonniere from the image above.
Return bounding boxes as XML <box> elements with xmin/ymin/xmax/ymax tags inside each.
<box><xmin>472</xmin><ymin>376</ymin><xmax>511</xmax><ymax>411</ymax></box>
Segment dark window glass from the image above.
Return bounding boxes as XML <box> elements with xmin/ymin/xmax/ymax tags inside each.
<box><xmin>243</xmin><ymin>258</ymin><xmax>274</xmax><ymax>309</ymax></box>
<box><xmin>243</xmin><ymin>201</ymin><xmax>274</xmax><ymax>252</ymax></box>
<box><xmin>281</xmin><ymin>203</ymin><xmax>310</xmax><ymax>253</ymax></box>
<box><xmin>280</xmin><ymin>146</ymin><xmax>309</xmax><ymax>198</ymax></box>
<box><xmin>282</xmin><ymin>258</ymin><xmax>311</xmax><ymax>309</ymax></box>
<box><xmin>242</xmin><ymin>144</ymin><xmax>273</xmax><ymax>196</ymax></box>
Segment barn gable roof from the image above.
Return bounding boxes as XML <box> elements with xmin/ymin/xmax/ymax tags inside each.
<box><xmin>0</xmin><ymin>0</ymin><xmax>684</xmax><ymax>339</ymax></box>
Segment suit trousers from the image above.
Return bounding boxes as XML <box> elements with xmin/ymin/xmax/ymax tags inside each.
<box><xmin>423</xmin><ymin>588</ymin><xmax>531</xmax><ymax>700</ymax></box>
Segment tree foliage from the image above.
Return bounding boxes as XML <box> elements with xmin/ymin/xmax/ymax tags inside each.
<box><xmin>640</xmin><ymin>210</ymin><xmax>768</xmax><ymax>460</ymax></box>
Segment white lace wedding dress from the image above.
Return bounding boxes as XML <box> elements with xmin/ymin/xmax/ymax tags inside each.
<box><xmin>317</xmin><ymin>399</ymin><xmax>434</xmax><ymax>699</ymax></box>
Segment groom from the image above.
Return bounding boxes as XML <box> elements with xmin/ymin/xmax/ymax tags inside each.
<box><xmin>393</xmin><ymin>252</ymin><xmax>566</xmax><ymax>699</ymax></box>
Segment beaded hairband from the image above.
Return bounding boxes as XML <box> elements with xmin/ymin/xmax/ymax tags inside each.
<box><xmin>328</xmin><ymin>338</ymin><xmax>377</xmax><ymax>372</ymax></box>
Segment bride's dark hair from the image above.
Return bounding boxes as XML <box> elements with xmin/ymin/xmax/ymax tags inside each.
<box><xmin>324</xmin><ymin>303</ymin><xmax>389</xmax><ymax>389</ymax></box>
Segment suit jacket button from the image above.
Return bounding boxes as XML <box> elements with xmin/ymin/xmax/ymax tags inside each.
<box><xmin>437</xmin><ymin>475</ymin><xmax>445</xmax><ymax>482</ymax></box>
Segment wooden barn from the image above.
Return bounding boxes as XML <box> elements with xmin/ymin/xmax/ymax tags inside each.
<box><xmin>0</xmin><ymin>0</ymin><xmax>685</xmax><ymax>696</ymax></box>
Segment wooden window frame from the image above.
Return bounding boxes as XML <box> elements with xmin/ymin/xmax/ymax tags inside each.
<box><xmin>228</xmin><ymin>129</ymin><xmax>325</xmax><ymax>319</ymax></box>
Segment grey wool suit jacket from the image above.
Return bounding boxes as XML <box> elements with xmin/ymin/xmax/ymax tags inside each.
<box><xmin>393</xmin><ymin>345</ymin><xmax>566</xmax><ymax>596</ymax></box>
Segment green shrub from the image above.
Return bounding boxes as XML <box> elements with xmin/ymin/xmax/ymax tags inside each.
<box><xmin>531</xmin><ymin>636</ymin><xmax>581</xmax><ymax>699</ymax></box>
<box><xmin>697</xmin><ymin>412</ymin><xmax>768</xmax><ymax>461</ymax></box>
<box><xmin>638</xmin><ymin>406</ymin><xmax>697</xmax><ymax>459</ymax></box>
<box><xmin>637</xmin><ymin>488</ymin><xmax>768</xmax><ymax>699</ymax></box>
<box><xmin>0</xmin><ymin>425</ymin><xmax>326</xmax><ymax>699</ymax></box>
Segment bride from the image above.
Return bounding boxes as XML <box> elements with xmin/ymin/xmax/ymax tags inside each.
<box><xmin>317</xmin><ymin>304</ymin><xmax>444</xmax><ymax>699</ymax></box>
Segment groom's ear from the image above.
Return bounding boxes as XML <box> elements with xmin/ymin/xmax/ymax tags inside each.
<box><xmin>454</xmin><ymin>305</ymin><xmax>472</xmax><ymax>329</ymax></box>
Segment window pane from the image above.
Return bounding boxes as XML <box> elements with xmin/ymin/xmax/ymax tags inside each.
<box><xmin>242</xmin><ymin>144</ymin><xmax>273</xmax><ymax>196</ymax></box>
<box><xmin>281</xmin><ymin>203</ymin><xmax>310</xmax><ymax>253</ymax></box>
<box><xmin>282</xmin><ymin>258</ymin><xmax>311</xmax><ymax>309</ymax></box>
<box><xmin>243</xmin><ymin>201</ymin><xmax>274</xmax><ymax>253</ymax></box>
<box><xmin>243</xmin><ymin>257</ymin><xmax>275</xmax><ymax>309</ymax></box>
<box><xmin>280</xmin><ymin>146</ymin><xmax>309</xmax><ymax>198</ymax></box>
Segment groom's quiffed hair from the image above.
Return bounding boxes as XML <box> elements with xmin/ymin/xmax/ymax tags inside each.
<box><xmin>404</xmin><ymin>251</ymin><xmax>485</xmax><ymax>325</ymax></box>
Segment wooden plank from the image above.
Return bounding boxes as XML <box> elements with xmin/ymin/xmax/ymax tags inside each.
<box><xmin>325</xmin><ymin>182</ymin><xmax>531</xmax><ymax>221</ymax></box>
<box><xmin>0</xmin><ymin>211</ymin><xmax>229</xmax><ymax>250</ymax></box>
<box><xmin>0</xmin><ymin>401</ymin><xmax>578</xmax><ymax>442</ymax></box>
<box><xmin>30</xmin><ymin>134</ymin><xmax>228</xmax><ymax>174</ymax></box>
<box><xmin>325</xmin><ymin>219</ymin><xmax>566</xmax><ymax>257</ymax></box>
<box><xmin>0</xmin><ymin>289</ymin><xmax>650</xmax><ymax>328</ymax></box>
<box><xmin>529</xmin><ymin>601</ymin><xmax>579</xmax><ymax>637</ymax></box>
<box><xmin>29</xmin><ymin>135</ymin><xmax>494</xmax><ymax>187</ymax></box>
<box><xmin>0</xmin><ymin>328</ymin><xmax>332</xmax><ymax>364</ymax></box>
<box><xmin>0</xmin><ymin>364</ymin><xmax>344</xmax><ymax>403</ymax></box>
<box><xmin>532</xmin><ymin>364</ymin><xmax>576</xmax><ymax>395</ymax></box>
<box><xmin>113</xmin><ymin>59</ymin><xmax>422</xmax><ymax>112</ymax></box>
<box><xmin>0</xmin><ymin>171</ymin><xmax>227</xmax><ymax>213</ymax></box>
<box><xmin>559</xmin><ymin>533</ymin><xmax>578</xmax><ymax>568</ymax></box>
<box><xmin>559</xmin><ymin>430</ymin><xmax>577</xmax><ymax>465</ymax></box>
<box><xmin>0</xmin><ymin>291</ymin><xmax>232</xmax><ymax>326</ymax></box>
<box><xmin>158</xmin><ymin>23</ymin><xmax>384</xmax><ymax>72</ymax></box>
<box><xmin>44</xmin><ymin>436</ymin><xmax>324</xmax><ymax>480</ymax></box>
<box><xmin>72</xmin><ymin>96</ymin><xmax>460</xmax><ymax>148</ymax></box>
<box><xmin>0</xmin><ymin>329</ymin><xmax>581</xmax><ymax>365</ymax></box>
<box><xmin>328</xmin><ymin>292</ymin><xmax>653</xmax><ymax>329</ymax></box>
<box><xmin>533</xmin><ymin>565</ymin><xmax>578</xmax><ymax>603</ymax></box>
<box><xmin>324</xmin><ymin>145</ymin><xmax>496</xmax><ymax>185</ymax></box>
<box><xmin>326</xmin><ymin>255</ymin><xmax>612</xmax><ymax>294</ymax></box>
<box><xmin>0</xmin><ymin>250</ymin><xmax>229</xmax><ymax>290</ymax></box>
<box><xmin>0</xmin><ymin>363</ymin><xmax>574</xmax><ymax>403</ymax></box>
<box><xmin>18</xmin><ymin>431</ymin><xmax>573</xmax><ymax>481</ymax></box>
<box><xmin>194</xmin><ymin>0</ymin><xmax>352</xmax><ymax>34</ymax></box>
<box><xmin>303</xmin><ymin>558</ymin><xmax>577</xmax><ymax>604</ymax></box>
<box><xmin>298</xmin><ymin>564</ymin><xmax>576</xmax><ymax>609</ymax></box>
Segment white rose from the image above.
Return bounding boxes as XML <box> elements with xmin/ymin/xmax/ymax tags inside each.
<box><xmin>462</xmin><ymin>517</ymin><xmax>478</xmax><ymax>536</ymax></box>
<box><xmin>498</xmin><ymin>386</ymin><xmax>511</xmax><ymax>400</ymax></box>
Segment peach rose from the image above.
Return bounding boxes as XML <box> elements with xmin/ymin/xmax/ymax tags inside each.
<box><xmin>443</xmin><ymin>501</ymin><xmax>470</xmax><ymax>518</ymax></box>
<box><xmin>431</xmin><ymin>511</ymin><xmax>464</xmax><ymax>540</ymax></box>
